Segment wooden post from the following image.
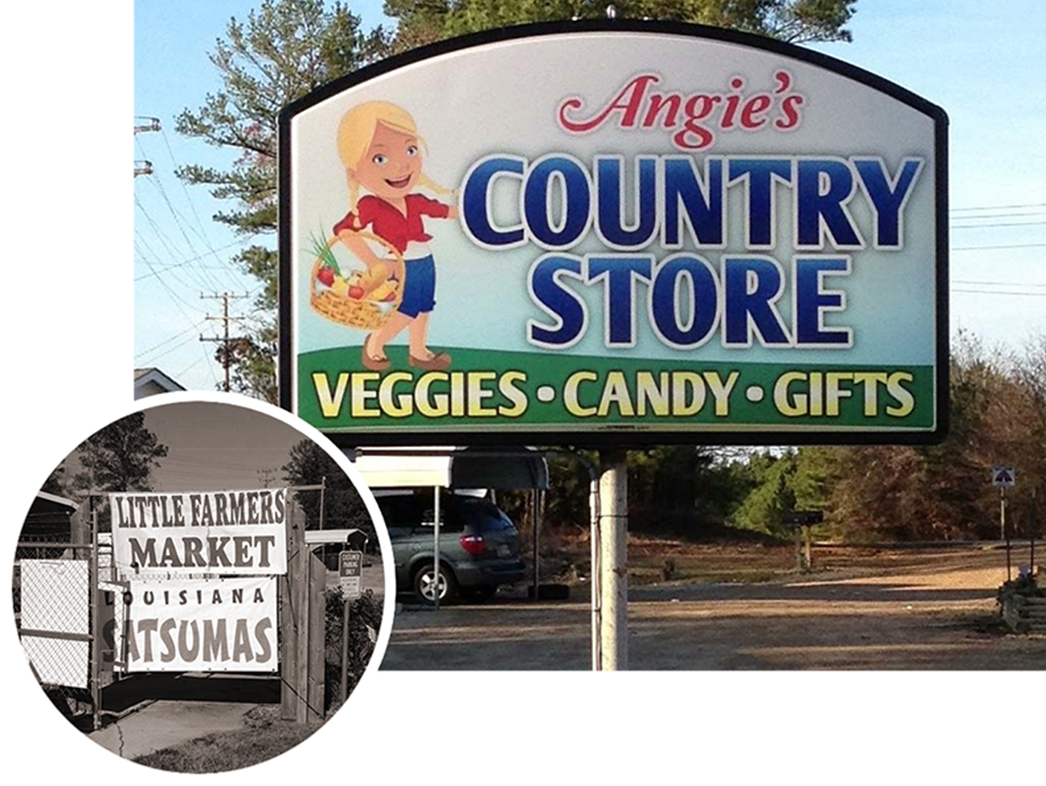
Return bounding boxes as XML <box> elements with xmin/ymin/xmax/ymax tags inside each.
<box><xmin>803</xmin><ymin>525</ymin><xmax>813</xmax><ymax>571</ymax></box>
<box><xmin>280</xmin><ymin>501</ymin><xmax>302</xmax><ymax>720</ymax></box>
<box><xmin>70</xmin><ymin>502</ymin><xmax>88</xmax><ymax>550</ymax></box>
<box><xmin>305</xmin><ymin>549</ymin><xmax>325</xmax><ymax>722</ymax></box>
<box><xmin>281</xmin><ymin>497</ymin><xmax>326</xmax><ymax>723</ymax></box>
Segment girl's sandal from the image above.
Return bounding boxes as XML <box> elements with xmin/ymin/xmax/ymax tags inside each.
<box><xmin>362</xmin><ymin>334</ymin><xmax>390</xmax><ymax>371</ymax></box>
<box><xmin>408</xmin><ymin>352</ymin><xmax>451</xmax><ymax>371</ymax></box>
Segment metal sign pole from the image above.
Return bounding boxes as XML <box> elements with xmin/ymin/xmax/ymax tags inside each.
<box><xmin>598</xmin><ymin>450</ymin><xmax>628</xmax><ymax>671</ymax></box>
<box><xmin>433</xmin><ymin>487</ymin><xmax>441</xmax><ymax>612</ymax></box>
<box><xmin>90</xmin><ymin>500</ymin><xmax>101</xmax><ymax>731</ymax></box>
<box><xmin>340</xmin><ymin>598</ymin><xmax>351</xmax><ymax>704</ymax></box>
<box><xmin>1030</xmin><ymin>488</ymin><xmax>1037</xmax><ymax>573</ymax></box>
<box><xmin>1003</xmin><ymin>487</ymin><xmax>1011</xmax><ymax>582</ymax></box>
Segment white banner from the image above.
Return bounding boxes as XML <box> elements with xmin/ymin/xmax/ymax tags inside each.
<box><xmin>110</xmin><ymin>488</ymin><xmax>288</xmax><ymax>578</ymax></box>
<box><xmin>122</xmin><ymin>577</ymin><xmax>278</xmax><ymax>673</ymax></box>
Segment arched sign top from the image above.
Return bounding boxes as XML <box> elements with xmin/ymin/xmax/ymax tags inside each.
<box><xmin>278</xmin><ymin>20</ymin><xmax>948</xmax><ymax>124</ymax></box>
<box><xmin>279</xmin><ymin>21</ymin><xmax>948</xmax><ymax>447</ymax></box>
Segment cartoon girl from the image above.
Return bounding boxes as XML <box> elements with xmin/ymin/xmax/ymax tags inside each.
<box><xmin>332</xmin><ymin>101</ymin><xmax>457</xmax><ymax>371</ymax></box>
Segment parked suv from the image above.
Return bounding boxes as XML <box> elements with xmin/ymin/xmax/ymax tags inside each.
<box><xmin>377</xmin><ymin>491</ymin><xmax>525</xmax><ymax>604</ymax></box>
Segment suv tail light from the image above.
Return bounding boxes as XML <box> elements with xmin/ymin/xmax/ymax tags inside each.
<box><xmin>459</xmin><ymin>534</ymin><xmax>486</xmax><ymax>556</ymax></box>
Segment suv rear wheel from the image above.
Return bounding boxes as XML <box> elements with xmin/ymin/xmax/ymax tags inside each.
<box><xmin>413</xmin><ymin>563</ymin><xmax>458</xmax><ymax>605</ymax></box>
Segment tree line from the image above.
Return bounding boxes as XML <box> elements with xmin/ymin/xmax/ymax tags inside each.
<box><xmin>516</xmin><ymin>332</ymin><xmax>1045</xmax><ymax>543</ymax></box>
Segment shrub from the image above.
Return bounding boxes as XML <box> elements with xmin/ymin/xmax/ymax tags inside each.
<box><xmin>323</xmin><ymin>588</ymin><xmax>383</xmax><ymax>713</ymax></box>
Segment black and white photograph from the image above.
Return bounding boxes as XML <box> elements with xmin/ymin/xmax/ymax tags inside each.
<box><xmin>12</xmin><ymin>396</ymin><xmax>391</xmax><ymax>772</ymax></box>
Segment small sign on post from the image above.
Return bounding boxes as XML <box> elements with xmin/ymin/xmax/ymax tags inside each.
<box><xmin>784</xmin><ymin>510</ymin><xmax>823</xmax><ymax>572</ymax></box>
<box><xmin>338</xmin><ymin>549</ymin><xmax>363</xmax><ymax>704</ymax></box>
<box><xmin>992</xmin><ymin>467</ymin><xmax>1016</xmax><ymax>487</ymax></box>
<box><xmin>339</xmin><ymin>550</ymin><xmax>363</xmax><ymax>599</ymax></box>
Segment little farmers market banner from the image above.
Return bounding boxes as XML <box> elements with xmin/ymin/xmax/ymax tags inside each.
<box><xmin>115</xmin><ymin>577</ymin><xmax>278</xmax><ymax>673</ymax></box>
<box><xmin>279</xmin><ymin>22</ymin><xmax>947</xmax><ymax>445</ymax></box>
<box><xmin>110</xmin><ymin>489</ymin><xmax>288</xmax><ymax>578</ymax></box>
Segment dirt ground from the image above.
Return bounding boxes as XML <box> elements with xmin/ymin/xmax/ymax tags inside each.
<box><xmin>382</xmin><ymin>543</ymin><xmax>1046</xmax><ymax>670</ymax></box>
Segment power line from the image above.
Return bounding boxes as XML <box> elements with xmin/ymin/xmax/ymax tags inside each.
<box><xmin>953</xmin><ymin>242</ymin><xmax>1046</xmax><ymax>251</ymax></box>
<box><xmin>953</xmin><ymin>280</ymin><xmax>1046</xmax><ymax>288</ymax></box>
<box><xmin>949</xmin><ymin>210</ymin><xmax>1046</xmax><ymax>220</ymax></box>
<box><xmin>136</xmin><ymin>132</ymin><xmax>236</xmax><ymax>292</ymax></box>
<box><xmin>952</xmin><ymin>289</ymin><xmax>1046</xmax><ymax>297</ymax></box>
<box><xmin>950</xmin><ymin>220</ymin><xmax>1046</xmax><ymax>229</ymax></box>
<box><xmin>135</xmin><ymin>320</ymin><xmax>208</xmax><ymax>359</ymax></box>
<box><xmin>139</xmin><ymin>332</ymin><xmax>204</xmax><ymax>365</ymax></box>
<box><xmin>134</xmin><ymin>239</ymin><xmax>248</xmax><ymax>281</ymax></box>
<box><xmin>951</xmin><ymin>202</ymin><xmax>1046</xmax><ymax>212</ymax></box>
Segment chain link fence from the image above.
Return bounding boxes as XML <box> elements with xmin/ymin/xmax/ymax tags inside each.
<box><xmin>14</xmin><ymin>531</ymin><xmax>100</xmax><ymax>729</ymax></box>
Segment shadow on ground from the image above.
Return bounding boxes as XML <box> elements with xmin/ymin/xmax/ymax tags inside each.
<box><xmin>102</xmin><ymin>673</ymin><xmax>279</xmax><ymax>715</ymax></box>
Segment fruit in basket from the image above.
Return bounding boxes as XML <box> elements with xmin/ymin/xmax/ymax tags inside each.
<box><xmin>348</xmin><ymin>285</ymin><xmax>365</xmax><ymax>300</ymax></box>
<box><xmin>331</xmin><ymin>277</ymin><xmax>350</xmax><ymax>297</ymax></box>
<box><xmin>317</xmin><ymin>266</ymin><xmax>335</xmax><ymax>287</ymax></box>
<box><xmin>370</xmin><ymin>279</ymin><xmax>398</xmax><ymax>302</ymax></box>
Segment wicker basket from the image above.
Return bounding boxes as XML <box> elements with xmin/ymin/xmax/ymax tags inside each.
<box><xmin>310</xmin><ymin>231</ymin><xmax>404</xmax><ymax>330</ymax></box>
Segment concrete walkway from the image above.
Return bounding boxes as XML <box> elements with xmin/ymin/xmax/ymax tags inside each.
<box><xmin>88</xmin><ymin>673</ymin><xmax>279</xmax><ymax>761</ymax></box>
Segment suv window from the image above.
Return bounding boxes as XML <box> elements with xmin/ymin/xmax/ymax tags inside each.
<box><xmin>377</xmin><ymin>492</ymin><xmax>467</xmax><ymax>534</ymax></box>
<box><xmin>454</xmin><ymin>497</ymin><xmax>514</xmax><ymax>532</ymax></box>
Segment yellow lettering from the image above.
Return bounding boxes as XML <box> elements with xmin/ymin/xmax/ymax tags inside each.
<box><xmin>498</xmin><ymin>371</ymin><xmax>528</xmax><ymax>418</ymax></box>
<box><xmin>416</xmin><ymin>372</ymin><xmax>449</xmax><ymax>418</ymax></box>
<box><xmin>853</xmin><ymin>372</ymin><xmax>888</xmax><ymax>416</ymax></box>
<box><xmin>467</xmin><ymin>372</ymin><xmax>498</xmax><ymax>417</ymax></box>
<box><xmin>672</xmin><ymin>372</ymin><xmax>705</xmax><ymax>416</ymax></box>
<box><xmin>378</xmin><ymin>372</ymin><xmax>413</xmax><ymax>418</ymax></box>
<box><xmin>312</xmin><ymin>372</ymin><xmax>349</xmax><ymax>418</ymax></box>
<box><xmin>636</xmin><ymin>372</ymin><xmax>669</xmax><ymax>417</ymax></box>
<box><xmin>774</xmin><ymin>372</ymin><xmax>808</xmax><ymax>417</ymax></box>
<box><xmin>704</xmin><ymin>371</ymin><xmax>739</xmax><ymax>417</ymax></box>
<box><xmin>564</xmin><ymin>371</ymin><xmax>598</xmax><ymax>417</ymax></box>
<box><xmin>598</xmin><ymin>372</ymin><xmax>634</xmax><ymax>417</ymax></box>
<box><xmin>350</xmin><ymin>373</ymin><xmax>381</xmax><ymax>418</ymax></box>
<box><xmin>886</xmin><ymin>372</ymin><xmax>915</xmax><ymax>417</ymax></box>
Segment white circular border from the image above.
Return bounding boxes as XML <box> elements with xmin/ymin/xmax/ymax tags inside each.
<box><xmin>3</xmin><ymin>393</ymin><xmax>395</xmax><ymax>786</ymax></box>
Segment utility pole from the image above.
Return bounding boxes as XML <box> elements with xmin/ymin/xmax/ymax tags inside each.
<box><xmin>257</xmin><ymin>468</ymin><xmax>277</xmax><ymax>488</ymax></box>
<box><xmin>134</xmin><ymin>116</ymin><xmax>160</xmax><ymax>178</ymax></box>
<box><xmin>200</xmin><ymin>292</ymin><xmax>250</xmax><ymax>392</ymax></box>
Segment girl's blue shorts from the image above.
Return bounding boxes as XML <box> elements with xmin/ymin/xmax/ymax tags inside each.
<box><xmin>398</xmin><ymin>255</ymin><xmax>436</xmax><ymax>318</ymax></box>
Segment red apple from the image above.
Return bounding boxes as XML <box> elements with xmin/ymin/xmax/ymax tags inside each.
<box><xmin>348</xmin><ymin>285</ymin><xmax>365</xmax><ymax>300</ymax></box>
<box><xmin>317</xmin><ymin>266</ymin><xmax>335</xmax><ymax>286</ymax></box>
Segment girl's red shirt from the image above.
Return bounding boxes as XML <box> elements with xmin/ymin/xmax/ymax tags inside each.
<box><xmin>333</xmin><ymin>194</ymin><xmax>450</xmax><ymax>254</ymax></box>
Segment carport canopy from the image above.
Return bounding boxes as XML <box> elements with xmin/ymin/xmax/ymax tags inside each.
<box><xmin>350</xmin><ymin>446</ymin><xmax>549</xmax><ymax>490</ymax></box>
<box><xmin>349</xmin><ymin>446</ymin><xmax>550</xmax><ymax>610</ymax></box>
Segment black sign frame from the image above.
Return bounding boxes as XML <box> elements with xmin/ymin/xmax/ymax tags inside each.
<box><xmin>278</xmin><ymin>19</ymin><xmax>949</xmax><ymax>448</ymax></box>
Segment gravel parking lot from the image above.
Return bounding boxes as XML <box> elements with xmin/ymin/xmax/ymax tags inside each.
<box><xmin>383</xmin><ymin>544</ymin><xmax>1045</xmax><ymax>669</ymax></box>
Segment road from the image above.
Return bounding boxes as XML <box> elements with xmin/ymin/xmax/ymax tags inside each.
<box><xmin>382</xmin><ymin>545</ymin><xmax>1046</xmax><ymax>669</ymax></box>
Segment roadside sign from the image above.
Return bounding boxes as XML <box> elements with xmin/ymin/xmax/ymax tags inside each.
<box><xmin>279</xmin><ymin>20</ymin><xmax>948</xmax><ymax>447</ymax></box>
<box><xmin>783</xmin><ymin>510</ymin><xmax>824</xmax><ymax>527</ymax></box>
<box><xmin>339</xmin><ymin>550</ymin><xmax>363</xmax><ymax>599</ymax></box>
<box><xmin>992</xmin><ymin>467</ymin><xmax>1016</xmax><ymax>487</ymax></box>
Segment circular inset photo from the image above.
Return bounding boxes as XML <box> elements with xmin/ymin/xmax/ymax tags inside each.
<box><xmin>11</xmin><ymin>394</ymin><xmax>393</xmax><ymax>772</ymax></box>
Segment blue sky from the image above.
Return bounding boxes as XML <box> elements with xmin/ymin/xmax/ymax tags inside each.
<box><xmin>134</xmin><ymin>0</ymin><xmax>1045</xmax><ymax>391</ymax></box>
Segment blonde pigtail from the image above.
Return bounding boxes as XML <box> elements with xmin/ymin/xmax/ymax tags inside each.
<box><xmin>345</xmin><ymin>172</ymin><xmax>360</xmax><ymax>216</ymax></box>
<box><xmin>417</xmin><ymin>172</ymin><xmax>456</xmax><ymax>199</ymax></box>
